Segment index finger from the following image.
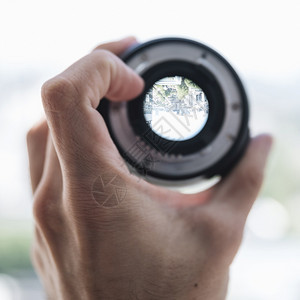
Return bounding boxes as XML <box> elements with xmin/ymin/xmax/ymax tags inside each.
<box><xmin>41</xmin><ymin>40</ymin><xmax>144</xmax><ymax>175</ymax></box>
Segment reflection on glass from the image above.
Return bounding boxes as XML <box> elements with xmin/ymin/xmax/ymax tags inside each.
<box><xmin>143</xmin><ymin>76</ymin><xmax>209</xmax><ymax>141</ymax></box>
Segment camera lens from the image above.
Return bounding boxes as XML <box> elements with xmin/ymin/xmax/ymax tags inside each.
<box><xmin>97</xmin><ymin>37</ymin><xmax>249</xmax><ymax>190</ymax></box>
<box><xmin>143</xmin><ymin>76</ymin><xmax>209</xmax><ymax>141</ymax></box>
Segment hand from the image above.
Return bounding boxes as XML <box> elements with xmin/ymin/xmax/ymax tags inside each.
<box><xmin>27</xmin><ymin>37</ymin><xmax>272</xmax><ymax>300</ymax></box>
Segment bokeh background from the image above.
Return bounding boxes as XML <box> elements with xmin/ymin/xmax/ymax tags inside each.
<box><xmin>0</xmin><ymin>0</ymin><xmax>299</xmax><ymax>299</ymax></box>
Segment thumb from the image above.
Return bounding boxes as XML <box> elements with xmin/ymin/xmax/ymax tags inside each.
<box><xmin>213</xmin><ymin>134</ymin><xmax>273</xmax><ymax>217</ymax></box>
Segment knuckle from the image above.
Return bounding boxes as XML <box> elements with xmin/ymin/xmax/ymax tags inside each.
<box><xmin>41</xmin><ymin>76</ymin><xmax>79</xmax><ymax>113</ymax></box>
<box><xmin>26</xmin><ymin>121</ymin><xmax>46</xmax><ymax>147</ymax></box>
<box><xmin>92</xmin><ymin>50</ymin><xmax>117</xmax><ymax>75</ymax></box>
<box><xmin>33</xmin><ymin>195</ymin><xmax>51</xmax><ymax>225</ymax></box>
<box><xmin>26</xmin><ymin>127</ymin><xmax>38</xmax><ymax>146</ymax></box>
<box><xmin>244</xmin><ymin>166</ymin><xmax>264</xmax><ymax>191</ymax></box>
<box><xmin>33</xmin><ymin>187</ymin><xmax>60</xmax><ymax>230</ymax></box>
<box><xmin>92</xmin><ymin>48</ymin><xmax>114</xmax><ymax>61</ymax></box>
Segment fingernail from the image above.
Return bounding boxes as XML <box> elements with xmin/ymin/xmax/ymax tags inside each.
<box><xmin>257</xmin><ymin>134</ymin><xmax>274</xmax><ymax>158</ymax></box>
<box><xmin>121</xmin><ymin>36</ymin><xmax>138</xmax><ymax>45</ymax></box>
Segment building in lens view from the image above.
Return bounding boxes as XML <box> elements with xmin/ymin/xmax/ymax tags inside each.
<box><xmin>144</xmin><ymin>76</ymin><xmax>209</xmax><ymax>140</ymax></box>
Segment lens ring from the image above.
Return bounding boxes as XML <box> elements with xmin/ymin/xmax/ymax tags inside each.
<box><xmin>127</xmin><ymin>59</ymin><xmax>225</xmax><ymax>156</ymax></box>
<box><xmin>97</xmin><ymin>37</ymin><xmax>249</xmax><ymax>185</ymax></box>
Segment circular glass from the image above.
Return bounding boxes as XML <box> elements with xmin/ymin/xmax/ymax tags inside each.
<box><xmin>143</xmin><ymin>76</ymin><xmax>209</xmax><ymax>141</ymax></box>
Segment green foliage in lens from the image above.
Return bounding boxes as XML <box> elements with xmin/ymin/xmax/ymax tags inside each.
<box><xmin>184</xmin><ymin>78</ymin><xmax>200</xmax><ymax>89</ymax></box>
<box><xmin>175</xmin><ymin>79</ymin><xmax>189</xmax><ymax>100</ymax></box>
<box><xmin>151</xmin><ymin>77</ymin><xmax>202</xmax><ymax>102</ymax></box>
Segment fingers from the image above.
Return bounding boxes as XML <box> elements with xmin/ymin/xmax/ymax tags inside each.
<box><xmin>41</xmin><ymin>40</ymin><xmax>144</xmax><ymax>173</ymax></box>
<box><xmin>27</xmin><ymin>118</ymin><xmax>63</xmax><ymax>196</ymax></box>
<box><xmin>27</xmin><ymin>119</ymin><xmax>49</xmax><ymax>193</ymax></box>
<box><xmin>41</xmin><ymin>133</ymin><xmax>62</xmax><ymax>195</ymax></box>
<box><xmin>213</xmin><ymin>134</ymin><xmax>273</xmax><ymax>217</ymax></box>
<box><xmin>32</xmin><ymin>134</ymin><xmax>63</xmax><ymax>234</ymax></box>
<box><xmin>93</xmin><ymin>36</ymin><xmax>138</xmax><ymax>56</ymax></box>
<box><xmin>42</xmin><ymin>49</ymin><xmax>144</xmax><ymax>110</ymax></box>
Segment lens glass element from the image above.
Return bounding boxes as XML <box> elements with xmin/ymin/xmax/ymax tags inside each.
<box><xmin>143</xmin><ymin>76</ymin><xmax>209</xmax><ymax>141</ymax></box>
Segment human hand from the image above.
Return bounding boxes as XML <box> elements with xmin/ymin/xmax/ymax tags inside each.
<box><xmin>27</xmin><ymin>37</ymin><xmax>272</xmax><ymax>300</ymax></box>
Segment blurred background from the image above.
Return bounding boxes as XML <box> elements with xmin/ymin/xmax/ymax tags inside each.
<box><xmin>0</xmin><ymin>0</ymin><xmax>299</xmax><ymax>299</ymax></box>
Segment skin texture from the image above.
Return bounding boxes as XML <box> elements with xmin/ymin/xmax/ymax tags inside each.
<box><xmin>27</xmin><ymin>37</ymin><xmax>273</xmax><ymax>300</ymax></box>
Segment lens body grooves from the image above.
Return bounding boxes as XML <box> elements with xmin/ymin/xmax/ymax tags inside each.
<box><xmin>97</xmin><ymin>37</ymin><xmax>249</xmax><ymax>190</ymax></box>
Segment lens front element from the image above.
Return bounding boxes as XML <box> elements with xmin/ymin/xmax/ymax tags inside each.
<box><xmin>143</xmin><ymin>76</ymin><xmax>209</xmax><ymax>141</ymax></box>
